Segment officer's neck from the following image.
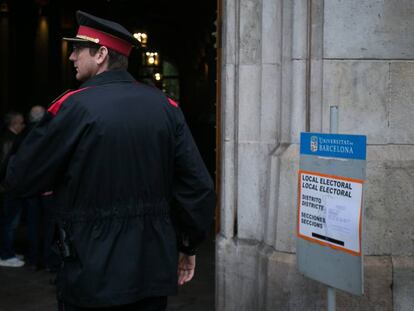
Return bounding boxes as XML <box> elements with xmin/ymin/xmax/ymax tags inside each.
<box><xmin>95</xmin><ymin>62</ymin><xmax>109</xmax><ymax>77</ymax></box>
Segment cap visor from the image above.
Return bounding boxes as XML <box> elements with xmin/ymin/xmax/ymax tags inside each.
<box><xmin>62</xmin><ymin>37</ymin><xmax>90</xmax><ymax>42</ymax></box>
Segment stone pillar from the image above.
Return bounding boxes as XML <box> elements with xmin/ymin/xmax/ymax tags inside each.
<box><xmin>217</xmin><ymin>0</ymin><xmax>414</xmax><ymax>310</ymax></box>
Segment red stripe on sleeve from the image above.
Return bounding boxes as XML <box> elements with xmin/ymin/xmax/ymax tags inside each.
<box><xmin>48</xmin><ymin>87</ymin><xmax>90</xmax><ymax>116</ymax></box>
<box><xmin>168</xmin><ymin>98</ymin><xmax>179</xmax><ymax>107</ymax></box>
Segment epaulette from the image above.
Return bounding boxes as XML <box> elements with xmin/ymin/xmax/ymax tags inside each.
<box><xmin>48</xmin><ymin>87</ymin><xmax>91</xmax><ymax>116</ymax></box>
<box><xmin>167</xmin><ymin>97</ymin><xmax>179</xmax><ymax>108</ymax></box>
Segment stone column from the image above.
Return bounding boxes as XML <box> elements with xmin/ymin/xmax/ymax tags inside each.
<box><xmin>217</xmin><ymin>0</ymin><xmax>293</xmax><ymax>310</ymax></box>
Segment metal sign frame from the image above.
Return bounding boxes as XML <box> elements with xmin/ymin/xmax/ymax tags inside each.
<box><xmin>297</xmin><ymin>132</ymin><xmax>366</xmax><ymax>296</ymax></box>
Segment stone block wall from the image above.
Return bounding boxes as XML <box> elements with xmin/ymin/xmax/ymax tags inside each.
<box><xmin>217</xmin><ymin>0</ymin><xmax>414</xmax><ymax>310</ymax></box>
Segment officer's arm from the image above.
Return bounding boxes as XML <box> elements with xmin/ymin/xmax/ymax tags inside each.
<box><xmin>4</xmin><ymin>98</ymin><xmax>89</xmax><ymax>197</ymax></box>
<box><xmin>171</xmin><ymin>108</ymin><xmax>216</xmax><ymax>256</ymax></box>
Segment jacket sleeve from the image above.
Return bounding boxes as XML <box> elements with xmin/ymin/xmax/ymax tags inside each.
<box><xmin>3</xmin><ymin>98</ymin><xmax>90</xmax><ymax>198</ymax></box>
<box><xmin>171</xmin><ymin>108</ymin><xmax>216</xmax><ymax>255</ymax></box>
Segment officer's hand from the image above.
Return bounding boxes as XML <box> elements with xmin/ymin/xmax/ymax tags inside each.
<box><xmin>177</xmin><ymin>252</ymin><xmax>196</xmax><ymax>285</ymax></box>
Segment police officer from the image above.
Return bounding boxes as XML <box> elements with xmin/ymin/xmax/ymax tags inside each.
<box><xmin>3</xmin><ymin>11</ymin><xmax>215</xmax><ymax>311</ymax></box>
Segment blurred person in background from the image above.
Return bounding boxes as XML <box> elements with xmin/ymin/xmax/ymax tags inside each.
<box><xmin>26</xmin><ymin>105</ymin><xmax>60</xmax><ymax>272</ymax></box>
<box><xmin>0</xmin><ymin>111</ymin><xmax>25</xmax><ymax>267</ymax></box>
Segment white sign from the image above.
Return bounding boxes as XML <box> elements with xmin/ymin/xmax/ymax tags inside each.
<box><xmin>297</xmin><ymin>170</ymin><xmax>363</xmax><ymax>255</ymax></box>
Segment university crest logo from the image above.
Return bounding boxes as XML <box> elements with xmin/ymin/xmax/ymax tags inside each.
<box><xmin>310</xmin><ymin>136</ymin><xmax>318</xmax><ymax>152</ymax></box>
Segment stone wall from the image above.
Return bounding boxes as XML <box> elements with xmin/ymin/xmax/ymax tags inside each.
<box><xmin>217</xmin><ymin>0</ymin><xmax>414</xmax><ymax>310</ymax></box>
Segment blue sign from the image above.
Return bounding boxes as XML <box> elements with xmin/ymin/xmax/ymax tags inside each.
<box><xmin>300</xmin><ymin>132</ymin><xmax>366</xmax><ymax>160</ymax></box>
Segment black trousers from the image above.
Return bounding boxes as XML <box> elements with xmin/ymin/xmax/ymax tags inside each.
<box><xmin>60</xmin><ymin>296</ymin><xmax>168</xmax><ymax>311</ymax></box>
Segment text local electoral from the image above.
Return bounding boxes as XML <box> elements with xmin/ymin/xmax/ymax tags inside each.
<box><xmin>301</xmin><ymin>174</ymin><xmax>353</xmax><ymax>198</ymax></box>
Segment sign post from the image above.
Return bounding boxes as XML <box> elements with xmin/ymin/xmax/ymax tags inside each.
<box><xmin>297</xmin><ymin>123</ymin><xmax>366</xmax><ymax>307</ymax></box>
<box><xmin>328</xmin><ymin>105</ymin><xmax>338</xmax><ymax>311</ymax></box>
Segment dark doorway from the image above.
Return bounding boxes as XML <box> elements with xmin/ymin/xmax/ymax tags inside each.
<box><xmin>0</xmin><ymin>0</ymin><xmax>217</xmax><ymax>310</ymax></box>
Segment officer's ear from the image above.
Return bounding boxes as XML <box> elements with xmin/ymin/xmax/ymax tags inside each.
<box><xmin>95</xmin><ymin>46</ymin><xmax>109</xmax><ymax>65</ymax></box>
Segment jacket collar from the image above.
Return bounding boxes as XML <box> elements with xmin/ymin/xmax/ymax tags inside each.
<box><xmin>80</xmin><ymin>69</ymin><xmax>135</xmax><ymax>88</ymax></box>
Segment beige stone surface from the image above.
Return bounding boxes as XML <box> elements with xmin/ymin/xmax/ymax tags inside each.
<box><xmin>323</xmin><ymin>61</ymin><xmax>389</xmax><ymax>142</ymax></box>
<box><xmin>273</xmin><ymin>144</ymin><xmax>300</xmax><ymax>253</ymax></box>
<box><xmin>239</xmin><ymin>0</ymin><xmax>261</xmax><ymax>64</ymax></box>
<box><xmin>389</xmin><ymin>62</ymin><xmax>414</xmax><ymax>144</ymax></box>
<box><xmin>237</xmin><ymin>142</ymin><xmax>270</xmax><ymax>240</ymax></box>
<box><xmin>323</xmin><ymin>61</ymin><xmax>414</xmax><ymax>145</ymax></box>
<box><xmin>393</xmin><ymin>256</ymin><xmax>414</xmax><ymax>311</ymax></box>
<box><xmin>216</xmin><ymin>237</ymin><xmax>261</xmax><ymax>311</ymax></box>
<box><xmin>337</xmin><ymin>256</ymin><xmax>393</xmax><ymax>311</ymax></box>
<box><xmin>217</xmin><ymin>242</ymin><xmax>394</xmax><ymax>311</ymax></box>
<box><xmin>218</xmin><ymin>0</ymin><xmax>414</xmax><ymax>310</ymax></box>
<box><xmin>263</xmin><ymin>249</ymin><xmax>325</xmax><ymax>311</ymax></box>
<box><xmin>324</xmin><ymin>0</ymin><xmax>414</xmax><ymax>59</ymax></box>
<box><xmin>364</xmin><ymin>146</ymin><xmax>414</xmax><ymax>255</ymax></box>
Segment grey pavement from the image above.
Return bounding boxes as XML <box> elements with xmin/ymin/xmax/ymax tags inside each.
<box><xmin>0</xmin><ymin>229</ymin><xmax>215</xmax><ymax>311</ymax></box>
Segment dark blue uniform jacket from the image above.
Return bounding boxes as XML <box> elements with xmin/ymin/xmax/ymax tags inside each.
<box><xmin>4</xmin><ymin>70</ymin><xmax>215</xmax><ymax>307</ymax></box>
